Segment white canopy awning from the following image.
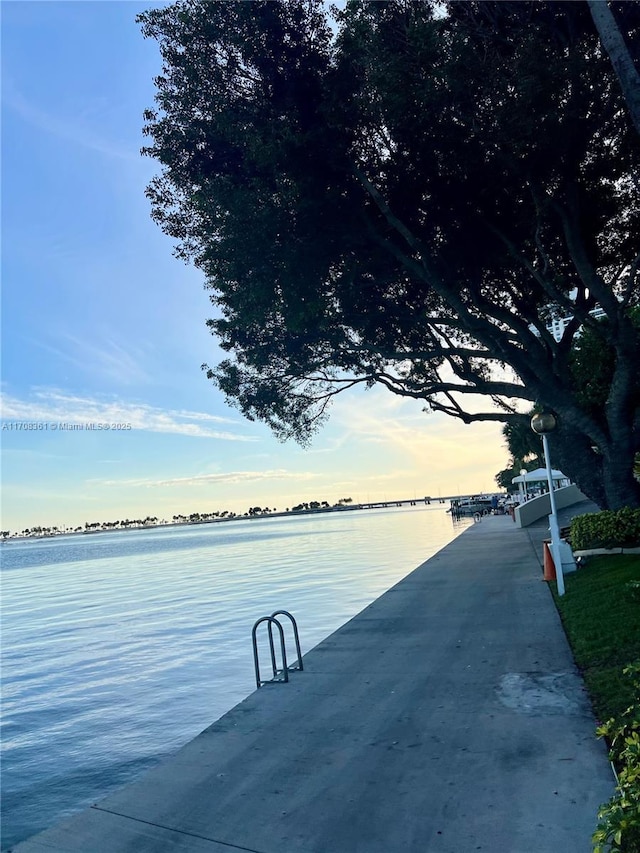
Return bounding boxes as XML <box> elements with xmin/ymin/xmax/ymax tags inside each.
<box><xmin>511</xmin><ymin>467</ymin><xmax>568</xmax><ymax>485</ymax></box>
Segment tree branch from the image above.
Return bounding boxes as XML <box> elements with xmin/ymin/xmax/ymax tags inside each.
<box><xmin>587</xmin><ymin>0</ymin><xmax>640</xmax><ymax>136</ymax></box>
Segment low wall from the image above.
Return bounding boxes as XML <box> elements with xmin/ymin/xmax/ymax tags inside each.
<box><xmin>514</xmin><ymin>484</ymin><xmax>588</xmax><ymax>528</ymax></box>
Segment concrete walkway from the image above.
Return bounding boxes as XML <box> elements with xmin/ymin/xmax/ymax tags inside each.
<box><xmin>12</xmin><ymin>512</ymin><xmax>613</xmax><ymax>853</ymax></box>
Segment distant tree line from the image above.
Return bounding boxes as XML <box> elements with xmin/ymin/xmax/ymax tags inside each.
<box><xmin>2</xmin><ymin>498</ymin><xmax>355</xmax><ymax>539</ymax></box>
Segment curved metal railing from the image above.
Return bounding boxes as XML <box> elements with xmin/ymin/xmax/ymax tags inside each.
<box><xmin>251</xmin><ymin>610</ymin><xmax>303</xmax><ymax>688</ymax></box>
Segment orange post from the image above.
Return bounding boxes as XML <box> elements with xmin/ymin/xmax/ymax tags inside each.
<box><xmin>542</xmin><ymin>541</ymin><xmax>556</xmax><ymax>581</ymax></box>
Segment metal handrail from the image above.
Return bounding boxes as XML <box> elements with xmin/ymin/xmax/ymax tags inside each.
<box><xmin>251</xmin><ymin>616</ymin><xmax>288</xmax><ymax>689</ymax></box>
<box><xmin>270</xmin><ymin>610</ymin><xmax>303</xmax><ymax>672</ymax></box>
<box><xmin>251</xmin><ymin>610</ymin><xmax>303</xmax><ymax>688</ymax></box>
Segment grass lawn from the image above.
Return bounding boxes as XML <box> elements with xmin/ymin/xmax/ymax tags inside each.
<box><xmin>551</xmin><ymin>554</ymin><xmax>640</xmax><ymax>722</ymax></box>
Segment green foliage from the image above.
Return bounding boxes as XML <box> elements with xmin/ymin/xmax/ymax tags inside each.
<box><xmin>552</xmin><ymin>554</ymin><xmax>640</xmax><ymax>720</ymax></box>
<box><xmin>551</xmin><ymin>556</ymin><xmax>640</xmax><ymax>850</ymax></box>
<box><xmin>628</xmin><ymin>580</ymin><xmax>640</xmax><ymax>604</ymax></box>
<box><xmin>494</xmin><ymin>465</ymin><xmax>520</xmax><ymax>492</ymax></box>
<box><xmin>569</xmin><ymin>309</ymin><xmax>640</xmax><ymax>430</ymax></box>
<box><xmin>494</xmin><ymin>408</ymin><xmax>548</xmax><ymax>491</ymax></box>
<box><xmin>571</xmin><ymin>508</ymin><xmax>640</xmax><ymax>551</ymax></box>
<box><xmin>593</xmin><ymin>664</ymin><xmax>640</xmax><ymax>853</ymax></box>
<box><xmin>501</xmin><ymin>414</ymin><xmax>543</xmax><ymax>469</ymax></box>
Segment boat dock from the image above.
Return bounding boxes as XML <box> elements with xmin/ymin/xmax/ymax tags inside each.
<box><xmin>11</xmin><ymin>506</ymin><xmax>613</xmax><ymax>853</ymax></box>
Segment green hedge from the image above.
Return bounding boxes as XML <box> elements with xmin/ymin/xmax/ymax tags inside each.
<box><xmin>592</xmin><ymin>664</ymin><xmax>640</xmax><ymax>853</ymax></box>
<box><xmin>571</xmin><ymin>507</ymin><xmax>640</xmax><ymax>551</ymax></box>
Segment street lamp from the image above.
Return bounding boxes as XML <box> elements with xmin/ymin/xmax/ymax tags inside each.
<box><xmin>531</xmin><ymin>411</ymin><xmax>565</xmax><ymax>596</ymax></box>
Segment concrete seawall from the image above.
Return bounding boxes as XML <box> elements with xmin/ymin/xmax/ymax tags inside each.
<box><xmin>11</xmin><ymin>514</ymin><xmax>613</xmax><ymax>853</ymax></box>
<box><xmin>515</xmin><ymin>484</ymin><xmax>588</xmax><ymax>528</ymax></box>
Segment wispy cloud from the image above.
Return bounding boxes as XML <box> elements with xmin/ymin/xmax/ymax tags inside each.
<box><xmin>31</xmin><ymin>333</ymin><xmax>154</xmax><ymax>386</ymax></box>
<box><xmin>0</xmin><ymin>389</ymin><xmax>255</xmax><ymax>441</ymax></box>
<box><xmin>329</xmin><ymin>387</ymin><xmax>506</xmax><ymax>476</ymax></box>
<box><xmin>3</xmin><ymin>77</ymin><xmax>139</xmax><ymax>162</ymax></box>
<box><xmin>95</xmin><ymin>470</ymin><xmax>317</xmax><ymax>489</ymax></box>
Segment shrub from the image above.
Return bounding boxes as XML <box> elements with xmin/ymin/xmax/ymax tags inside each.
<box><xmin>593</xmin><ymin>664</ymin><xmax>640</xmax><ymax>853</ymax></box>
<box><xmin>571</xmin><ymin>508</ymin><xmax>640</xmax><ymax>551</ymax></box>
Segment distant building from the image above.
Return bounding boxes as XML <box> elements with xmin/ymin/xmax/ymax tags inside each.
<box><xmin>545</xmin><ymin>306</ymin><xmax>606</xmax><ymax>342</ymax></box>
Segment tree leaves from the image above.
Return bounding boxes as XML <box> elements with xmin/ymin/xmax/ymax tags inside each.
<box><xmin>139</xmin><ymin>0</ymin><xmax>640</xmax><ymax>508</ymax></box>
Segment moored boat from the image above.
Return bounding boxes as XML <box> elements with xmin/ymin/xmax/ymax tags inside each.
<box><xmin>447</xmin><ymin>495</ymin><xmax>501</xmax><ymax>516</ymax></box>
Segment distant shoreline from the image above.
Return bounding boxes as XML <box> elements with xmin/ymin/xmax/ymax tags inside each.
<box><xmin>2</xmin><ymin>496</ymin><xmax>474</xmax><ymax>543</ymax></box>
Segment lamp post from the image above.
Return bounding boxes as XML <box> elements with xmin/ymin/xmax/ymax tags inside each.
<box><xmin>531</xmin><ymin>411</ymin><xmax>565</xmax><ymax>596</ymax></box>
<box><xmin>519</xmin><ymin>469</ymin><xmax>527</xmax><ymax>503</ymax></box>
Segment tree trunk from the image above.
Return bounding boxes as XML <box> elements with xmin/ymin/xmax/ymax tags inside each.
<box><xmin>550</xmin><ymin>425</ymin><xmax>640</xmax><ymax>510</ymax></box>
<box><xmin>587</xmin><ymin>0</ymin><xmax>640</xmax><ymax>135</ymax></box>
<box><xmin>601</xmin><ymin>445</ymin><xmax>640</xmax><ymax>510</ymax></box>
<box><xmin>549</xmin><ymin>428</ymin><xmax>607</xmax><ymax>509</ymax></box>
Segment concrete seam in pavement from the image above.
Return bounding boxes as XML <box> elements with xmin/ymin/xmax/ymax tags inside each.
<box><xmin>89</xmin><ymin>807</ymin><xmax>270</xmax><ymax>853</ymax></box>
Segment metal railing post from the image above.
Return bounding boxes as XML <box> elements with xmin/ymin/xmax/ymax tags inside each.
<box><xmin>251</xmin><ymin>616</ymin><xmax>289</xmax><ymax>688</ymax></box>
<box><xmin>271</xmin><ymin>610</ymin><xmax>303</xmax><ymax>672</ymax></box>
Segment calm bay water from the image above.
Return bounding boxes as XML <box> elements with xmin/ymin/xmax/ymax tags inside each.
<box><xmin>1</xmin><ymin>505</ymin><xmax>470</xmax><ymax>849</ymax></box>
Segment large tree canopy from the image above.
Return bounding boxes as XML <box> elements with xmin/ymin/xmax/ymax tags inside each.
<box><xmin>139</xmin><ymin>0</ymin><xmax>640</xmax><ymax>510</ymax></box>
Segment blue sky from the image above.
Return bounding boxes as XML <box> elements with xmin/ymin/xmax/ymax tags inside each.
<box><xmin>1</xmin><ymin>1</ymin><xmax>507</xmax><ymax>533</ymax></box>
